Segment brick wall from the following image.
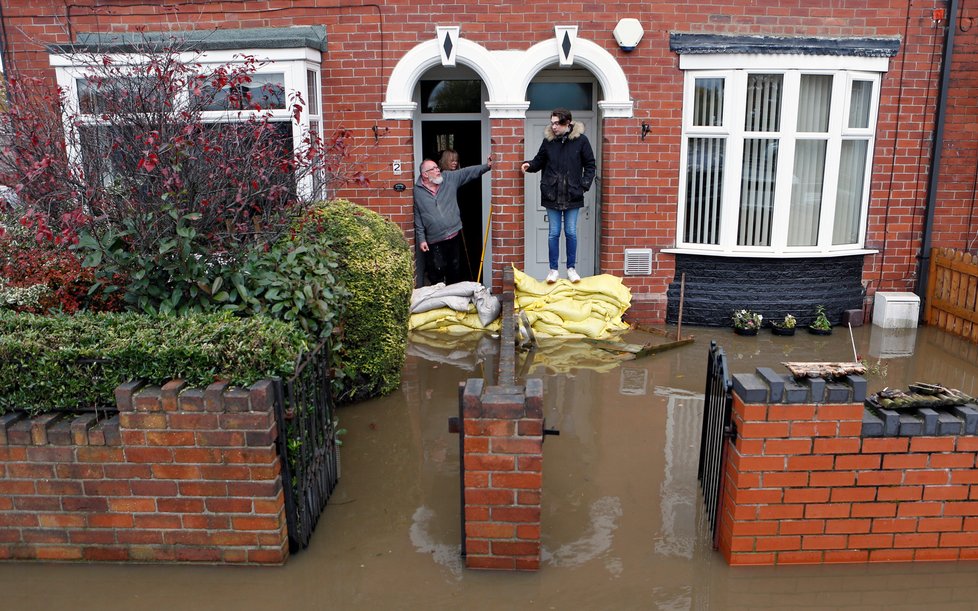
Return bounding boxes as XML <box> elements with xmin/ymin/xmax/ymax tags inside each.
<box><xmin>0</xmin><ymin>380</ymin><xmax>288</xmax><ymax>564</ymax></box>
<box><xmin>718</xmin><ymin>370</ymin><xmax>978</xmax><ymax>565</ymax></box>
<box><xmin>0</xmin><ymin>0</ymin><xmax>970</xmax><ymax>321</ymax></box>
<box><xmin>459</xmin><ymin>377</ymin><xmax>544</xmax><ymax>571</ymax></box>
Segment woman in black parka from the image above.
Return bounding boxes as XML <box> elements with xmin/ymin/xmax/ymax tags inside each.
<box><xmin>521</xmin><ymin>107</ymin><xmax>596</xmax><ymax>284</ymax></box>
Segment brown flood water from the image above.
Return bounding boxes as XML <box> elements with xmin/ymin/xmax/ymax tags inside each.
<box><xmin>4</xmin><ymin>324</ymin><xmax>978</xmax><ymax>610</ymax></box>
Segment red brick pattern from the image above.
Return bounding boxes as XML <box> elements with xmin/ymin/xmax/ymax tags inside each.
<box><xmin>0</xmin><ymin>380</ymin><xmax>288</xmax><ymax>564</ymax></box>
<box><xmin>0</xmin><ymin>1</ymin><xmax>970</xmax><ymax>321</ymax></box>
<box><xmin>461</xmin><ymin>378</ymin><xmax>544</xmax><ymax>570</ymax></box>
<box><xmin>719</xmin><ymin>393</ymin><xmax>978</xmax><ymax>565</ymax></box>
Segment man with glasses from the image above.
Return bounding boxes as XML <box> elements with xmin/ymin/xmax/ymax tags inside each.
<box><xmin>414</xmin><ymin>154</ymin><xmax>493</xmax><ymax>285</ymax></box>
<box><xmin>521</xmin><ymin>107</ymin><xmax>596</xmax><ymax>283</ymax></box>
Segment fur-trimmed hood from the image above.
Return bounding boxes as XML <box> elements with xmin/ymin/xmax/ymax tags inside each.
<box><xmin>544</xmin><ymin>121</ymin><xmax>586</xmax><ymax>142</ymax></box>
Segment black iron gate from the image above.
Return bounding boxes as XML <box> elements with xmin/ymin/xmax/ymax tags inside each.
<box><xmin>273</xmin><ymin>338</ymin><xmax>340</xmax><ymax>551</ymax></box>
<box><xmin>697</xmin><ymin>340</ymin><xmax>735</xmax><ymax>549</ymax></box>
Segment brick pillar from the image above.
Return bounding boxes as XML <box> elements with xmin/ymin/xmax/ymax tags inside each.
<box><xmin>460</xmin><ymin>377</ymin><xmax>544</xmax><ymax>570</ymax></box>
<box><xmin>458</xmin><ymin>265</ymin><xmax>544</xmax><ymax>570</ymax></box>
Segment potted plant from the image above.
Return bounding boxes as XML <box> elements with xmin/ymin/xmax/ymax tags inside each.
<box><xmin>807</xmin><ymin>305</ymin><xmax>833</xmax><ymax>335</ymax></box>
<box><xmin>731</xmin><ymin>309</ymin><xmax>763</xmax><ymax>336</ymax></box>
<box><xmin>771</xmin><ymin>313</ymin><xmax>797</xmax><ymax>336</ymax></box>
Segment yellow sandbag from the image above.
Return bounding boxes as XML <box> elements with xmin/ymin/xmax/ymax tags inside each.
<box><xmin>542</xmin><ymin>298</ymin><xmax>592</xmax><ymax>322</ymax></box>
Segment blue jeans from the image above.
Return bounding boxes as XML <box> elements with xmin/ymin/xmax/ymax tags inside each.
<box><xmin>546</xmin><ymin>207</ymin><xmax>579</xmax><ymax>270</ymax></box>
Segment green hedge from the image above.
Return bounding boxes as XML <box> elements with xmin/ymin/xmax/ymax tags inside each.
<box><xmin>306</xmin><ymin>200</ymin><xmax>413</xmax><ymax>404</ymax></box>
<box><xmin>0</xmin><ymin>311</ymin><xmax>308</xmax><ymax>415</ymax></box>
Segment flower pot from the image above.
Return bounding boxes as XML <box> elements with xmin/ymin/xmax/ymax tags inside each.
<box><xmin>807</xmin><ymin>325</ymin><xmax>832</xmax><ymax>336</ymax></box>
<box><xmin>771</xmin><ymin>325</ymin><xmax>796</xmax><ymax>336</ymax></box>
<box><xmin>734</xmin><ymin>327</ymin><xmax>758</xmax><ymax>336</ymax></box>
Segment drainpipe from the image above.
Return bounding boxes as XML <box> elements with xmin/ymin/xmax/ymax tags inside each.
<box><xmin>0</xmin><ymin>1</ymin><xmax>9</xmax><ymax>81</ymax></box>
<box><xmin>917</xmin><ymin>0</ymin><xmax>958</xmax><ymax>300</ymax></box>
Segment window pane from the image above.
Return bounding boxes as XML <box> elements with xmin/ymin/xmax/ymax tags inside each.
<box><xmin>307</xmin><ymin>70</ymin><xmax>319</xmax><ymax>115</ymax></box>
<box><xmin>848</xmin><ymin>81</ymin><xmax>873</xmax><ymax>129</ymax></box>
<box><xmin>738</xmin><ymin>138</ymin><xmax>778</xmax><ymax>246</ymax></box>
<box><xmin>692</xmin><ymin>78</ymin><xmax>724</xmax><ymax>127</ymax></box>
<box><xmin>421</xmin><ymin>80</ymin><xmax>482</xmax><ymax>113</ymax></box>
<box><xmin>833</xmin><ymin>140</ymin><xmax>868</xmax><ymax>244</ymax></box>
<box><xmin>77</xmin><ymin>77</ymin><xmax>164</xmax><ymax>114</ymax></box>
<box><xmin>684</xmin><ymin>137</ymin><xmax>725</xmax><ymax>244</ymax></box>
<box><xmin>202</xmin><ymin>73</ymin><xmax>286</xmax><ymax>111</ymax></box>
<box><xmin>797</xmin><ymin>75</ymin><xmax>832</xmax><ymax>133</ymax></box>
<box><xmin>745</xmin><ymin>74</ymin><xmax>782</xmax><ymax>132</ymax></box>
<box><xmin>787</xmin><ymin>140</ymin><xmax>827</xmax><ymax>246</ymax></box>
<box><xmin>526</xmin><ymin>82</ymin><xmax>592</xmax><ymax>111</ymax></box>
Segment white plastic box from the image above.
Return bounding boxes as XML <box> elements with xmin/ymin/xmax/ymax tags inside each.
<box><xmin>872</xmin><ymin>292</ymin><xmax>920</xmax><ymax>328</ymax></box>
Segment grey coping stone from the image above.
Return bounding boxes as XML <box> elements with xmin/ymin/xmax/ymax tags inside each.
<box><xmin>878</xmin><ymin>408</ymin><xmax>900</xmax><ymax>436</ymax></box>
<box><xmin>755</xmin><ymin>368</ymin><xmax>784</xmax><ymax>403</ymax></box>
<box><xmin>898</xmin><ymin>413</ymin><xmax>923</xmax><ymax>436</ymax></box>
<box><xmin>806</xmin><ymin>378</ymin><xmax>826</xmax><ymax>403</ymax></box>
<box><xmin>846</xmin><ymin>375</ymin><xmax>868</xmax><ymax>403</ymax></box>
<box><xmin>937</xmin><ymin>411</ymin><xmax>963</xmax><ymax>435</ymax></box>
<box><xmin>825</xmin><ymin>381</ymin><xmax>851</xmax><ymax>403</ymax></box>
<box><xmin>917</xmin><ymin>407</ymin><xmax>939</xmax><ymax>436</ymax></box>
<box><xmin>669</xmin><ymin>33</ymin><xmax>901</xmax><ymax>58</ymax></box>
<box><xmin>952</xmin><ymin>404</ymin><xmax>978</xmax><ymax>435</ymax></box>
<box><xmin>783</xmin><ymin>377</ymin><xmax>809</xmax><ymax>404</ymax></box>
<box><xmin>732</xmin><ymin>373</ymin><xmax>768</xmax><ymax>404</ymax></box>
<box><xmin>862</xmin><ymin>409</ymin><xmax>884</xmax><ymax>437</ymax></box>
<box><xmin>49</xmin><ymin>26</ymin><xmax>328</xmax><ymax>54</ymax></box>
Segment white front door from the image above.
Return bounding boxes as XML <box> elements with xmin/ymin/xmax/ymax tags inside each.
<box><xmin>523</xmin><ymin>115</ymin><xmax>597</xmax><ymax>279</ymax></box>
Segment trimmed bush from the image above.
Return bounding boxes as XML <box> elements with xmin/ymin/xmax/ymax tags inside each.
<box><xmin>0</xmin><ymin>311</ymin><xmax>308</xmax><ymax>415</ymax></box>
<box><xmin>305</xmin><ymin>199</ymin><xmax>413</xmax><ymax>403</ymax></box>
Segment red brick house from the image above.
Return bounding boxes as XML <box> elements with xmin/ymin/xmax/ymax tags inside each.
<box><xmin>1</xmin><ymin>1</ymin><xmax>975</xmax><ymax>325</ymax></box>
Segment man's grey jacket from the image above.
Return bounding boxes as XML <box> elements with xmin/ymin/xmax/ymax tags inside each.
<box><xmin>413</xmin><ymin>163</ymin><xmax>490</xmax><ymax>245</ymax></box>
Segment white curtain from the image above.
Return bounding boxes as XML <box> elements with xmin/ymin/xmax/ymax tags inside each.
<box><xmin>848</xmin><ymin>81</ymin><xmax>873</xmax><ymax>129</ymax></box>
<box><xmin>788</xmin><ymin>75</ymin><xmax>832</xmax><ymax>246</ymax></box>
<box><xmin>834</xmin><ymin>140</ymin><xmax>868</xmax><ymax>244</ymax></box>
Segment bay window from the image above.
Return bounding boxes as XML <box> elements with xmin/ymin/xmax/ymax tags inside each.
<box><xmin>676</xmin><ymin>53</ymin><xmax>886</xmax><ymax>256</ymax></box>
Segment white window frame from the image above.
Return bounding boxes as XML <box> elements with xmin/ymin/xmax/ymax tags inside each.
<box><xmin>49</xmin><ymin>47</ymin><xmax>323</xmax><ymax>198</ymax></box>
<box><xmin>670</xmin><ymin>53</ymin><xmax>886</xmax><ymax>258</ymax></box>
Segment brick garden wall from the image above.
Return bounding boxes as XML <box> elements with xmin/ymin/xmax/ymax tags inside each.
<box><xmin>718</xmin><ymin>369</ymin><xmax>978</xmax><ymax>565</ymax></box>
<box><xmin>0</xmin><ymin>0</ymin><xmax>971</xmax><ymax>322</ymax></box>
<box><xmin>0</xmin><ymin>380</ymin><xmax>289</xmax><ymax>564</ymax></box>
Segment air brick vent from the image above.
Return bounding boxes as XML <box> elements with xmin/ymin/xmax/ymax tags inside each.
<box><xmin>624</xmin><ymin>248</ymin><xmax>653</xmax><ymax>275</ymax></box>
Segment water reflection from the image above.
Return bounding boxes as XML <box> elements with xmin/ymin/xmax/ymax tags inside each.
<box><xmin>3</xmin><ymin>325</ymin><xmax>978</xmax><ymax>610</ymax></box>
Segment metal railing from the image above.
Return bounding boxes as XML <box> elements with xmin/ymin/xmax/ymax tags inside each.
<box><xmin>697</xmin><ymin>340</ymin><xmax>735</xmax><ymax>549</ymax></box>
<box><xmin>273</xmin><ymin>338</ymin><xmax>340</xmax><ymax>552</ymax></box>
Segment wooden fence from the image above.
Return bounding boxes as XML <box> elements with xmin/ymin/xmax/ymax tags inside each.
<box><xmin>925</xmin><ymin>247</ymin><xmax>978</xmax><ymax>343</ymax></box>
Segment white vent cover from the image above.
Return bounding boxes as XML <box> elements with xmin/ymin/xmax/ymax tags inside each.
<box><xmin>624</xmin><ymin>248</ymin><xmax>654</xmax><ymax>275</ymax></box>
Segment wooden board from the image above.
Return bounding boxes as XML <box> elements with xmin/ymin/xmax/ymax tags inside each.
<box><xmin>782</xmin><ymin>361</ymin><xmax>866</xmax><ymax>379</ymax></box>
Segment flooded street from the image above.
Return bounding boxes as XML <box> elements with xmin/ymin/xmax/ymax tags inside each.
<box><xmin>4</xmin><ymin>324</ymin><xmax>978</xmax><ymax>610</ymax></box>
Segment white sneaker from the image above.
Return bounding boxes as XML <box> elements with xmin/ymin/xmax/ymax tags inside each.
<box><xmin>567</xmin><ymin>268</ymin><xmax>581</xmax><ymax>283</ymax></box>
<box><xmin>546</xmin><ymin>269</ymin><xmax>559</xmax><ymax>284</ymax></box>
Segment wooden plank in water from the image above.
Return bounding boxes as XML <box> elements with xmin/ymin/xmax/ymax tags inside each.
<box><xmin>782</xmin><ymin>361</ymin><xmax>866</xmax><ymax>379</ymax></box>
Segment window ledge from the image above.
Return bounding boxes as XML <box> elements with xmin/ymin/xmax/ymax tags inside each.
<box><xmin>660</xmin><ymin>248</ymin><xmax>879</xmax><ymax>259</ymax></box>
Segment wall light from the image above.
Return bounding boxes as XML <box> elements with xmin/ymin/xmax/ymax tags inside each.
<box><xmin>613</xmin><ymin>18</ymin><xmax>644</xmax><ymax>52</ymax></box>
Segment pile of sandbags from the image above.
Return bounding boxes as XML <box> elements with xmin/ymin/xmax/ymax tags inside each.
<box><xmin>408</xmin><ymin>282</ymin><xmax>501</xmax><ymax>334</ymax></box>
<box><xmin>407</xmin><ymin>269</ymin><xmax>631</xmax><ymax>339</ymax></box>
<box><xmin>514</xmin><ymin>267</ymin><xmax>630</xmax><ymax>339</ymax></box>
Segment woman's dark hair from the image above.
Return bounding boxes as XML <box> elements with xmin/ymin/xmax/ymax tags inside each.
<box><xmin>551</xmin><ymin>107</ymin><xmax>572</xmax><ymax>125</ymax></box>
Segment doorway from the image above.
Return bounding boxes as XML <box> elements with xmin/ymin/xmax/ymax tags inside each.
<box><xmin>419</xmin><ymin>120</ymin><xmax>483</xmax><ymax>284</ymax></box>
<box><xmin>415</xmin><ymin>71</ymin><xmax>490</xmax><ymax>287</ymax></box>
<box><xmin>523</xmin><ymin>72</ymin><xmax>600</xmax><ymax>280</ymax></box>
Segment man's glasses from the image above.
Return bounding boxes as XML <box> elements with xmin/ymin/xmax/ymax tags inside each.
<box><xmin>423</xmin><ymin>167</ymin><xmax>440</xmax><ymax>174</ymax></box>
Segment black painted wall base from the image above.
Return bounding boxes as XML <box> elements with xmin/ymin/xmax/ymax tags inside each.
<box><xmin>666</xmin><ymin>254</ymin><xmax>865</xmax><ymax>327</ymax></box>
